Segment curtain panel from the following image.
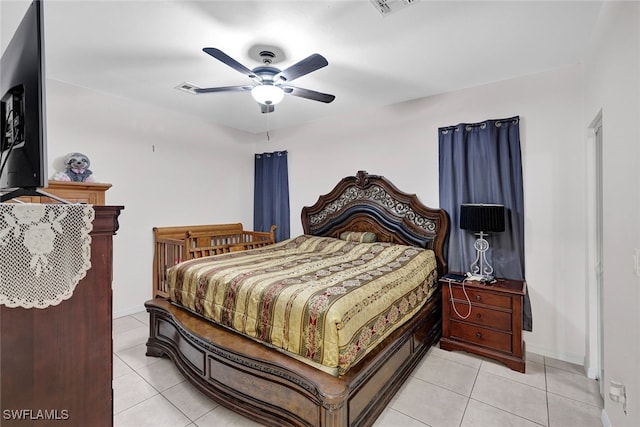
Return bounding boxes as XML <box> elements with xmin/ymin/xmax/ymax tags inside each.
<box><xmin>438</xmin><ymin>116</ymin><xmax>531</xmax><ymax>331</ymax></box>
<box><xmin>254</xmin><ymin>151</ymin><xmax>290</xmax><ymax>242</ymax></box>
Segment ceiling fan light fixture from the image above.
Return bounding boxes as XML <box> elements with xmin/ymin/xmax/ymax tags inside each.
<box><xmin>251</xmin><ymin>84</ymin><xmax>285</xmax><ymax>105</ymax></box>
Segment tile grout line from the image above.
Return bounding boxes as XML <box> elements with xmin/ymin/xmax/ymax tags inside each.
<box><xmin>116</xmin><ymin>315</ymin><xmax>284</xmax><ymax>425</ymax></box>
<box><xmin>546</xmin><ymin>390</ymin><xmax>605</xmax><ymax>409</ymax></box>
<box><xmin>112</xmin><ymin>315</ymin><xmax>212</xmax><ymax>427</ymax></box>
<box><xmin>457</xmin><ymin>360</ymin><xmax>483</xmax><ymax>427</ymax></box>
<box><xmin>112</xmin><ymin>371</ymin><xmax>161</xmax><ymax>416</ymax></box>
<box><xmin>471</xmin><ymin>360</ymin><xmax>551</xmax><ymax>426</ymax></box>
<box><xmin>112</xmin><ymin>315</ymin><xmax>602</xmax><ymax>427</ymax></box>
<box><xmin>113</xmin><ymin>350</ymin><xmax>195</xmax><ymax>425</ymax></box>
<box><xmin>479</xmin><ymin>362</ymin><xmax>547</xmax><ymax>391</ymax></box>
<box><xmin>544</xmin><ymin>360</ymin><xmax>551</xmax><ymax>427</ymax></box>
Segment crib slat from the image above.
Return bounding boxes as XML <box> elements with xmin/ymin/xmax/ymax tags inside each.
<box><xmin>152</xmin><ymin>224</ymin><xmax>277</xmax><ymax>298</ymax></box>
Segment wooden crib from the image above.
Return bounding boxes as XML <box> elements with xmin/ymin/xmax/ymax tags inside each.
<box><xmin>152</xmin><ymin>223</ymin><xmax>276</xmax><ymax>298</ymax></box>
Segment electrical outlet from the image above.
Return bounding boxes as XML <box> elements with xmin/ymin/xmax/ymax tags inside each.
<box><xmin>609</xmin><ymin>380</ymin><xmax>627</xmax><ymax>414</ymax></box>
<box><xmin>174</xmin><ymin>82</ymin><xmax>200</xmax><ymax>95</ymax></box>
<box><xmin>370</xmin><ymin>0</ymin><xmax>418</xmax><ymax>16</ymax></box>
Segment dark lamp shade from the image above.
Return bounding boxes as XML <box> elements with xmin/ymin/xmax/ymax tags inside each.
<box><xmin>459</xmin><ymin>204</ymin><xmax>505</xmax><ymax>233</ymax></box>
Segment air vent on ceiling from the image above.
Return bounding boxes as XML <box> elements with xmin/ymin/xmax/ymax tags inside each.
<box><xmin>370</xmin><ymin>0</ymin><xmax>418</xmax><ymax>16</ymax></box>
<box><xmin>174</xmin><ymin>82</ymin><xmax>200</xmax><ymax>95</ymax></box>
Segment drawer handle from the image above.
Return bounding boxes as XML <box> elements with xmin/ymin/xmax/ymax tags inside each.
<box><xmin>476</xmin><ymin>295</ymin><xmax>481</xmax><ymax>301</ymax></box>
<box><xmin>476</xmin><ymin>313</ymin><xmax>482</xmax><ymax>319</ymax></box>
<box><xmin>476</xmin><ymin>332</ymin><xmax>482</xmax><ymax>339</ymax></box>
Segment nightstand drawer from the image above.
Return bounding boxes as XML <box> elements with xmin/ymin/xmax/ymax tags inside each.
<box><xmin>449</xmin><ymin>286</ymin><xmax>512</xmax><ymax>309</ymax></box>
<box><xmin>449</xmin><ymin>303</ymin><xmax>512</xmax><ymax>331</ymax></box>
<box><xmin>440</xmin><ymin>277</ymin><xmax>526</xmax><ymax>372</ymax></box>
<box><xmin>449</xmin><ymin>320</ymin><xmax>512</xmax><ymax>353</ymax></box>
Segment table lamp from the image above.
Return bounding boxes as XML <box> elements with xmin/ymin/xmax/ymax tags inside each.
<box><xmin>459</xmin><ymin>203</ymin><xmax>505</xmax><ymax>281</ymax></box>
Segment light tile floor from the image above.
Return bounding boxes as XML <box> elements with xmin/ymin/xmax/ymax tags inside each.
<box><xmin>113</xmin><ymin>312</ymin><xmax>603</xmax><ymax>427</ymax></box>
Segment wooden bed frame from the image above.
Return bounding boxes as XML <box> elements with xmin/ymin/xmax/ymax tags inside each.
<box><xmin>152</xmin><ymin>223</ymin><xmax>276</xmax><ymax>298</ymax></box>
<box><xmin>145</xmin><ymin>171</ymin><xmax>449</xmax><ymax>426</ymax></box>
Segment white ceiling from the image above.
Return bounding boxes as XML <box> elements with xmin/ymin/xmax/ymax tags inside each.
<box><xmin>1</xmin><ymin>0</ymin><xmax>603</xmax><ymax>134</ymax></box>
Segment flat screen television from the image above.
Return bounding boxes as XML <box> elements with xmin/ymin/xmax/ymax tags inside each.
<box><xmin>0</xmin><ymin>0</ymin><xmax>48</xmax><ymax>202</ymax></box>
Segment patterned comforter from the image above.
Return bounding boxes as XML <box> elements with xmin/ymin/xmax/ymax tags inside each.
<box><xmin>169</xmin><ymin>235</ymin><xmax>438</xmax><ymax>375</ymax></box>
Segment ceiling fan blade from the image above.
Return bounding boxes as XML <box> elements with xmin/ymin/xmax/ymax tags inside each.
<box><xmin>260</xmin><ymin>103</ymin><xmax>275</xmax><ymax>114</ymax></box>
<box><xmin>194</xmin><ymin>85</ymin><xmax>253</xmax><ymax>94</ymax></box>
<box><xmin>282</xmin><ymin>86</ymin><xmax>335</xmax><ymax>103</ymax></box>
<box><xmin>203</xmin><ymin>47</ymin><xmax>258</xmax><ymax>80</ymax></box>
<box><xmin>276</xmin><ymin>53</ymin><xmax>328</xmax><ymax>83</ymax></box>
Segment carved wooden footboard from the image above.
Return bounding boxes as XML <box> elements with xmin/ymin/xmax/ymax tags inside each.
<box><xmin>146</xmin><ymin>171</ymin><xmax>449</xmax><ymax>426</ymax></box>
<box><xmin>152</xmin><ymin>223</ymin><xmax>276</xmax><ymax>298</ymax></box>
<box><xmin>146</xmin><ymin>291</ymin><xmax>441</xmax><ymax>427</ymax></box>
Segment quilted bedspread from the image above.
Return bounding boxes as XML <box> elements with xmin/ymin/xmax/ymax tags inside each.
<box><xmin>169</xmin><ymin>235</ymin><xmax>438</xmax><ymax>375</ymax></box>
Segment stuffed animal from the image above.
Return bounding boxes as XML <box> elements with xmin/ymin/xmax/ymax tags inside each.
<box><xmin>53</xmin><ymin>152</ymin><xmax>95</xmax><ymax>182</ymax></box>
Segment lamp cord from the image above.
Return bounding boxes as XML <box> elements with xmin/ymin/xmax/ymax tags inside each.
<box><xmin>447</xmin><ymin>279</ymin><xmax>472</xmax><ymax>319</ymax></box>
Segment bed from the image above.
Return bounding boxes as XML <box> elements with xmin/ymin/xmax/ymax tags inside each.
<box><xmin>145</xmin><ymin>171</ymin><xmax>449</xmax><ymax>427</ymax></box>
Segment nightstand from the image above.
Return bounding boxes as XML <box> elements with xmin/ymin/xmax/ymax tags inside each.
<box><xmin>439</xmin><ymin>275</ymin><xmax>526</xmax><ymax>372</ymax></box>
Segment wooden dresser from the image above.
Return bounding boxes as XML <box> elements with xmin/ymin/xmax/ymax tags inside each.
<box><xmin>0</xmin><ymin>205</ymin><xmax>123</xmax><ymax>426</ymax></box>
<box><xmin>440</xmin><ymin>275</ymin><xmax>526</xmax><ymax>372</ymax></box>
<box><xmin>13</xmin><ymin>181</ymin><xmax>112</xmax><ymax>205</ymax></box>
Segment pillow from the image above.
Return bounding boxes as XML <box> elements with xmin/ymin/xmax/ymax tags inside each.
<box><xmin>339</xmin><ymin>231</ymin><xmax>377</xmax><ymax>243</ymax></box>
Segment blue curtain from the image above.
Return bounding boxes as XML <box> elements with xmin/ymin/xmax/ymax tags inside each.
<box><xmin>438</xmin><ymin>116</ymin><xmax>531</xmax><ymax>331</ymax></box>
<box><xmin>254</xmin><ymin>151</ymin><xmax>290</xmax><ymax>242</ymax></box>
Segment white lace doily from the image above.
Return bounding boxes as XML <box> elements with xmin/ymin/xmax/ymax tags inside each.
<box><xmin>0</xmin><ymin>203</ymin><xmax>94</xmax><ymax>309</ymax></box>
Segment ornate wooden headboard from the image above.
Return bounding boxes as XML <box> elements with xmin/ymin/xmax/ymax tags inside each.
<box><xmin>301</xmin><ymin>171</ymin><xmax>450</xmax><ymax>275</ymax></box>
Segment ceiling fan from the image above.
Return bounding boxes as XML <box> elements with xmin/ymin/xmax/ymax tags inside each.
<box><xmin>192</xmin><ymin>47</ymin><xmax>335</xmax><ymax>113</ymax></box>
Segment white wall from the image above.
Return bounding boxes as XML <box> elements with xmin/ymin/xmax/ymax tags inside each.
<box><xmin>45</xmin><ymin>65</ymin><xmax>593</xmax><ymax>366</ymax></box>
<box><xmin>42</xmin><ymin>27</ymin><xmax>623</xmax><ymax>375</ymax></box>
<box><xmin>583</xmin><ymin>2</ymin><xmax>640</xmax><ymax>425</ymax></box>
<box><xmin>265</xmin><ymin>65</ymin><xmax>588</xmax><ymax>364</ymax></box>
<box><xmin>45</xmin><ymin>79</ymin><xmax>256</xmax><ymax>316</ymax></box>
<box><xmin>7</xmin><ymin>1</ymin><xmax>635</xmax><ymax>402</ymax></box>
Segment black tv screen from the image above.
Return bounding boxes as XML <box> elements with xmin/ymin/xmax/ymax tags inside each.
<box><xmin>0</xmin><ymin>0</ymin><xmax>47</xmax><ymax>200</ymax></box>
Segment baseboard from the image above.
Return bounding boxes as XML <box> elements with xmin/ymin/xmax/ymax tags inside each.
<box><xmin>524</xmin><ymin>343</ymin><xmax>584</xmax><ymax>366</ymax></box>
<box><xmin>113</xmin><ymin>305</ymin><xmax>146</xmax><ymax>319</ymax></box>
